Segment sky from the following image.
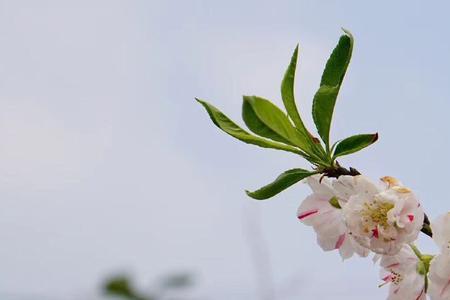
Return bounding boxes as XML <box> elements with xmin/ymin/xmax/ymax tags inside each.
<box><xmin>0</xmin><ymin>0</ymin><xmax>450</xmax><ymax>299</ymax></box>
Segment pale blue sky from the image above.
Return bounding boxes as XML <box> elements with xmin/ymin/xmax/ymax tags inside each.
<box><xmin>0</xmin><ymin>1</ymin><xmax>449</xmax><ymax>299</ymax></box>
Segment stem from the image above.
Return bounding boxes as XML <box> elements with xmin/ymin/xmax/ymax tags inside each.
<box><xmin>409</xmin><ymin>244</ymin><xmax>433</xmax><ymax>292</ymax></box>
<box><xmin>321</xmin><ymin>162</ymin><xmax>360</xmax><ymax>178</ymax></box>
<box><xmin>409</xmin><ymin>243</ymin><xmax>422</xmax><ymax>258</ymax></box>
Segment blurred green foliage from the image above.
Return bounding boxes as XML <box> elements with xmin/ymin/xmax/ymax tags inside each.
<box><xmin>103</xmin><ymin>272</ymin><xmax>193</xmax><ymax>300</ymax></box>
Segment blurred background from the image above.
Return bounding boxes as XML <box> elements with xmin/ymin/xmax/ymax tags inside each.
<box><xmin>0</xmin><ymin>0</ymin><xmax>449</xmax><ymax>299</ymax></box>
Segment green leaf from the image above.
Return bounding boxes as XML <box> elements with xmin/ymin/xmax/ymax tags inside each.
<box><xmin>320</xmin><ymin>29</ymin><xmax>354</xmax><ymax>87</ymax></box>
<box><xmin>333</xmin><ymin>133</ymin><xmax>378</xmax><ymax>158</ymax></box>
<box><xmin>196</xmin><ymin>98</ymin><xmax>303</xmax><ymax>155</ymax></box>
<box><xmin>104</xmin><ymin>275</ymin><xmax>151</xmax><ymax>300</ymax></box>
<box><xmin>312</xmin><ymin>30</ymin><xmax>354</xmax><ymax>148</ymax></box>
<box><xmin>242</xmin><ymin>96</ymin><xmax>311</xmax><ymax>152</ymax></box>
<box><xmin>242</xmin><ymin>99</ymin><xmax>291</xmax><ymax>144</ymax></box>
<box><xmin>281</xmin><ymin>46</ymin><xmax>325</xmax><ymax>159</ymax></box>
<box><xmin>312</xmin><ymin>85</ymin><xmax>339</xmax><ymax>147</ymax></box>
<box><xmin>246</xmin><ymin>168</ymin><xmax>316</xmax><ymax>200</ymax></box>
<box><xmin>281</xmin><ymin>45</ymin><xmax>307</xmax><ymax>132</ymax></box>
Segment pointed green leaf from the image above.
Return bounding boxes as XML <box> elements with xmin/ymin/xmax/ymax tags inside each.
<box><xmin>196</xmin><ymin>98</ymin><xmax>303</xmax><ymax>155</ymax></box>
<box><xmin>243</xmin><ymin>96</ymin><xmax>311</xmax><ymax>152</ymax></box>
<box><xmin>312</xmin><ymin>85</ymin><xmax>339</xmax><ymax>147</ymax></box>
<box><xmin>281</xmin><ymin>45</ymin><xmax>307</xmax><ymax>131</ymax></box>
<box><xmin>281</xmin><ymin>46</ymin><xmax>325</xmax><ymax>159</ymax></box>
<box><xmin>242</xmin><ymin>99</ymin><xmax>291</xmax><ymax>144</ymax></box>
<box><xmin>246</xmin><ymin>168</ymin><xmax>315</xmax><ymax>200</ymax></box>
<box><xmin>320</xmin><ymin>29</ymin><xmax>354</xmax><ymax>87</ymax></box>
<box><xmin>313</xmin><ymin>30</ymin><xmax>354</xmax><ymax>148</ymax></box>
<box><xmin>333</xmin><ymin>133</ymin><xmax>378</xmax><ymax>158</ymax></box>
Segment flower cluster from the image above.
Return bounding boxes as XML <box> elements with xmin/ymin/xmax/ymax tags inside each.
<box><xmin>197</xmin><ymin>29</ymin><xmax>449</xmax><ymax>299</ymax></box>
<box><xmin>298</xmin><ymin>175</ymin><xmax>450</xmax><ymax>299</ymax></box>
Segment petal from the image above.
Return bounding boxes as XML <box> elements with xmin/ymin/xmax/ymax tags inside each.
<box><xmin>386</xmin><ymin>272</ymin><xmax>424</xmax><ymax>300</ymax></box>
<box><xmin>297</xmin><ymin>195</ymin><xmax>332</xmax><ymax>226</ymax></box>
<box><xmin>429</xmin><ymin>253</ymin><xmax>450</xmax><ymax>289</ymax></box>
<box><xmin>338</xmin><ymin>234</ymin><xmax>357</xmax><ymax>260</ymax></box>
<box><xmin>306</xmin><ymin>175</ymin><xmax>335</xmax><ymax>198</ymax></box>
<box><xmin>432</xmin><ymin>212</ymin><xmax>450</xmax><ymax>251</ymax></box>
<box><xmin>316</xmin><ymin>233</ymin><xmax>341</xmax><ymax>251</ymax></box>
<box><xmin>353</xmin><ymin>175</ymin><xmax>381</xmax><ymax>196</ymax></box>
<box><xmin>313</xmin><ymin>210</ymin><xmax>345</xmax><ymax>237</ymax></box>
<box><xmin>333</xmin><ymin>175</ymin><xmax>379</xmax><ymax>203</ymax></box>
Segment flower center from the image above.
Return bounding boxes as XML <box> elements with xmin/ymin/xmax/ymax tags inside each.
<box><xmin>379</xmin><ymin>270</ymin><xmax>403</xmax><ymax>288</ymax></box>
<box><xmin>362</xmin><ymin>200</ymin><xmax>394</xmax><ymax>229</ymax></box>
<box><xmin>390</xmin><ymin>271</ymin><xmax>403</xmax><ymax>285</ymax></box>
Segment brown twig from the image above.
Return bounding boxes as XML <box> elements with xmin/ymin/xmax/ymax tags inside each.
<box><xmin>321</xmin><ymin>163</ymin><xmax>360</xmax><ymax>179</ymax></box>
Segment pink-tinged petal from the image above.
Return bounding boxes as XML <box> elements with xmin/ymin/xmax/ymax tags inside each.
<box><xmin>313</xmin><ymin>210</ymin><xmax>344</xmax><ymax>237</ymax></box>
<box><xmin>334</xmin><ymin>234</ymin><xmax>346</xmax><ymax>249</ymax></box>
<box><xmin>338</xmin><ymin>236</ymin><xmax>356</xmax><ymax>260</ymax></box>
<box><xmin>306</xmin><ymin>175</ymin><xmax>335</xmax><ymax>197</ymax></box>
<box><xmin>386</xmin><ymin>263</ymin><xmax>400</xmax><ymax>269</ymax></box>
<box><xmin>298</xmin><ymin>209</ymin><xmax>319</xmax><ymax>220</ymax></box>
<box><xmin>415</xmin><ymin>289</ymin><xmax>424</xmax><ymax>300</ymax></box>
<box><xmin>297</xmin><ymin>195</ymin><xmax>332</xmax><ymax>226</ymax></box>
<box><xmin>432</xmin><ymin>213</ymin><xmax>450</xmax><ymax>251</ymax></box>
<box><xmin>440</xmin><ymin>279</ymin><xmax>450</xmax><ymax>297</ymax></box>
<box><xmin>317</xmin><ymin>234</ymin><xmax>339</xmax><ymax>251</ymax></box>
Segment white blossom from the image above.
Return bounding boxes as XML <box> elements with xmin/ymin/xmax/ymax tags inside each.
<box><xmin>428</xmin><ymin>213</ymin><xmax>450</xmax><ymax>300</ymax></box>
<box><xmin>342</xmin><ymin>176</ymin><xmax>424</xmax><ymax>255</ymax></box>
<box><xmin>377</xmin><ymin>245</ymin><xmax>426</xmax><ymax>300</ymax></box>
<box><xmin>297</xmin><ymin>175</ymin><xmax>369</xmax><ymax>259</ymax></box>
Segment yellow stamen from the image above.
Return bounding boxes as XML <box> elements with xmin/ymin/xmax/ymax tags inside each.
<box><xmin>381</xmin><ymin>176</ymin><xmax>400</xmax><ymax>187</ymax></box>
<box><xmin>362</xmin><ymin>201</ymin><xmax>394</xmax><ymax>229</ymax></box>
<box><xmin>391</xmin><ymin>186</ymin><xmax>411</xmax><ymax>193</ymax></box>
